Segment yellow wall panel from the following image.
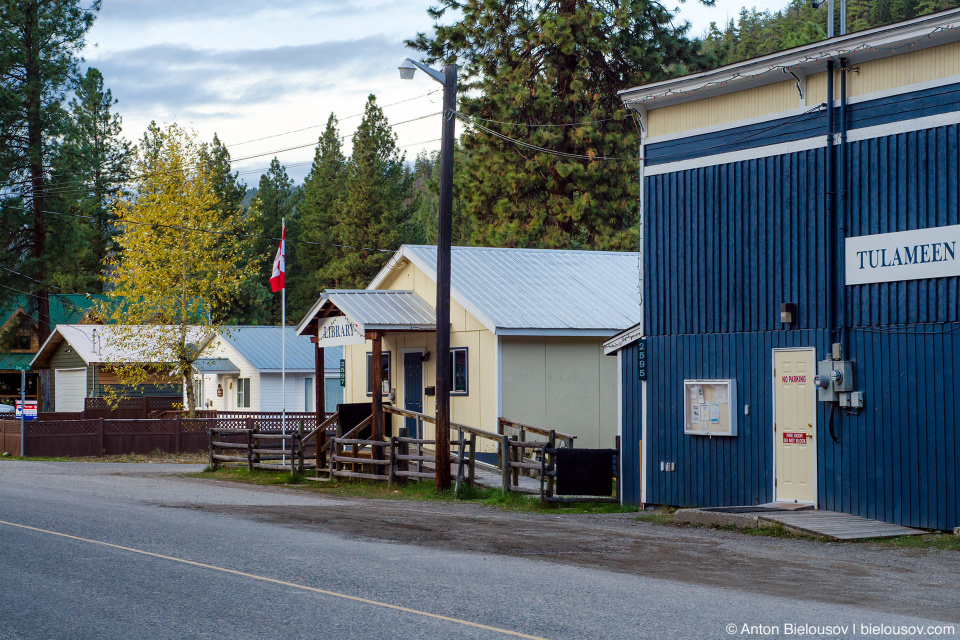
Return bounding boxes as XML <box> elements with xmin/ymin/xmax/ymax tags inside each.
<box><xmin>807</xmin><ymin>41</ymin><xmax>960</xmax><ymax>105</ymax></box>
<box><xmin>648</xmin><ymin>80</ymin><xmax>798</xmax><ymax>137</ymax></box>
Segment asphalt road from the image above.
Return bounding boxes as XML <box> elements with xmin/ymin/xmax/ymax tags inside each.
<box><xmin>0</xmin><ymin>461</ymin><xmax>955</xmax><ymax>640</ymax></box>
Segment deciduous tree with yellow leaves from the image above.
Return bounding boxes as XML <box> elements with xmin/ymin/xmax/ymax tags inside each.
<box><xmin>98</xmin><ymin>123</ymin><xmax>251</xmax><ymax>416</ymax></box>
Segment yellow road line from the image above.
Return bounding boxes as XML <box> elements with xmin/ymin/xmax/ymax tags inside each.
<box><xmin>0</xmin><ymin>519</ymin><xmax>548</xmax><ymax>640</ymax></box>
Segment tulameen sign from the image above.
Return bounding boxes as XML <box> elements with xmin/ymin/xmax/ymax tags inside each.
<box><xmin>846</xmin><ymin>224</ymin><xmax>960</xmax><ymax>285</ymax></box>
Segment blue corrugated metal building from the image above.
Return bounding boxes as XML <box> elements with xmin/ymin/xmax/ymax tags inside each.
<box><xmin>606</xmin><ymin>10</ymin><xmax>960</xmax><ymax>530</ymax></box>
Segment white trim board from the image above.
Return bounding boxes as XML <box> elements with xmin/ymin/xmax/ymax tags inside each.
<box><xmin>495</xmin><ymin>328</ymin><xmax>618</xmax><ymax>337</ymax></box>
<box><xmin>643</xmin><ymin>73</ymin><xmax>960</xmax><ymax>146</ymax></box>
<box><xmin>616</xmin><ymin>349</ymin><xmax>623</xmax><ymax>505</ymax></box>
<box><xmin>645</xmin><ymin>108</ymin><xmax>960</xmax><ymax>176</ymax></box>
<box><xmin>645</xmin><ymin>136</ymin><xmax>826</xmax><ymax>176</ymax></box>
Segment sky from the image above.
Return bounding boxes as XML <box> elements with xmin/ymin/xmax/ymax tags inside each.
<box><xmin>82</xmin><ymin>0</ymin><xmax>790</xmax><ymax>186</ymax></box>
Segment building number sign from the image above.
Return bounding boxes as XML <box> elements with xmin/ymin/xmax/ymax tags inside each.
<box><xmin>637</xmin><ymin>339</ymin><xmax>647</xmax><ymax>380</ymax></box>
<box><xmin>339</xmin><ymin>359</ymin><xmax>346</xmax><ymax>387</ymax></box>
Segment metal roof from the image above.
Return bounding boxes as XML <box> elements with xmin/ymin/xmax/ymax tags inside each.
<box><xmin>31</xmin><ymin>324</ymin><xmax>210</xmax><ymax>368</ymax></box>
<box><xmin>297</xmin><ymin>290</ymin><xmax>436</xmax><ymax>337</ymax></box>
<box><xmin>618</xmin><ymin>8</ymin><xmax>960</xmax><ymax>110</ymax></box>
<box><xmin>1</xmin><ymin>294</ymin><xmax>106</xmax><ymax>329</ymax></box>
<box><xmin>375</xmin><ymin>245</ymin><xmax>641</xmax><ymax>334</ymax></box>
<box><xmin>221</xmin><ymin>327</ymin><xmax>342</xmax><ymax>372</ymax></box>
<box><xmin>192</xmin><ymin>358</ymin><xmax>240</xmax><ymax>374</ymax></box>
<box><xmin>326</xmin><ymin>290</ymin><xmax>435</xmax><ymax>330</ymax></box>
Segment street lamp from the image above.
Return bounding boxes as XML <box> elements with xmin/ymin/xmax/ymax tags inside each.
<box><xmin>399</xmin><ymin>57</ymin><xmax>457</xmax><ymax>491</ymax></box>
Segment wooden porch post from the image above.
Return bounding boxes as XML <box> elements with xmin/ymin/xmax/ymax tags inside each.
<box><xmin>370</xmin><ymin>331</ymin><xmax>383</xmax><ymax>441</ymax></box>
<box><xmin>315</xmin><ymin>341</ymin><xmax>325</xmax><ymax>422</ymax></box>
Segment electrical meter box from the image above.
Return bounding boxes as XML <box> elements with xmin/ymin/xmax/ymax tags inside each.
<box><xmin>684</xmin><ymin>379</ymin><xmax>737</xmax><ymax>437</ymax></box>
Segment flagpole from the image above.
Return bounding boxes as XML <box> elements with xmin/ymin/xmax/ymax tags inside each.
<box><xmin>281</xmin><ymin>218</ymin><xmax>287</xmax><ymax>465</ymax></box>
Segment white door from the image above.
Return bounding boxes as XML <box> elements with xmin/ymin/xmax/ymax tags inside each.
<box><xmin>774</xmin><ymin>349</ymin><xmax>817</xmax><ymax>504</ymax></box>
<box><xmin>55</xmin><ymin>368</ymin><xmax>87</xmax><ymax>412</ymax></box>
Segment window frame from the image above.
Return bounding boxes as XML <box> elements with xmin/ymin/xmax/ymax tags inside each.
<box><xmin>304</xmin><ymin>376</ymin><xmax>314</xmax><ymax>412</ymax></box>
<box><xmin>237</xmin><ymin>377</ymin><xmax>250</xmax><ymax>408</ymax></box>
<box><xmin>450</xmin><ymin>347</ymin><xmax>469</xmax><ymax>396</ymax></box>
<box><xmin>365</xmin><ymin>351</ymin><xmax>392</xmax><ymax>397</ymax></box>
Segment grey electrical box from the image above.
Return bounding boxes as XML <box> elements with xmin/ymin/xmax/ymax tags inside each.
<box><xmin>816</xmin><ymin>360</ymin><xmax>838</xmax><ymax>402</ymax></box>
<box><xmin>816</xmin><ymin>359</ymin><xmax>854</xmax><ymax>401</ymax></box>
<box><xmin>832</xmin><ymin>361</ymin><xmax>854</xmax><ymax>392</ymax></box>
<box><xmin>840</xmin><ymin>391</ymin><xmax>864</xmax><ymax>408</ymax></box>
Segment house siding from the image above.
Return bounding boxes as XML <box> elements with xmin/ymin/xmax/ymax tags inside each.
<box><xmin>501</xmin><ymin>336</ymin><xmax>618</xmax><ymax>450</ymax></box>
<box><xmin>632</xmin><ymin>106</ymin><xmax>960</xmax><ymax>529</ymax></box>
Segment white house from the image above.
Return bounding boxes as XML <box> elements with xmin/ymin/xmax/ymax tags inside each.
<box><xmin>193</xmin><ymin>326</ymin><xmax>343</xmax><ymax>413</ymax></box>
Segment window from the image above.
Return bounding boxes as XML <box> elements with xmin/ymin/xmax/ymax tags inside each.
<box><xmin>450</xmin><ymin>348</ymin><xmax>468</xmax><ymax>395</ymax></box>
<box><xmin>12</xmin><ymin>331</ymin><xmax>32</xmax><ymax>351</ymax></box>
<box><xmin>365</xmin><ymin>351</ymin><xmax>391</xmax><ymax>397</ymax></box>
<box><xmin>305</xmin><ymin>377</ymin><xmax>314</xmax><ymax>412</ymax></box>
<box><xmin>193</xmin><ymin>377</ymin><xmax>203</xmax><ymax>404</ymax></box>
<box><xmin>237</xmin><ymin>377</ymin><xmax>250</xmax><ymax>408</ymax></box>
<box><xmin>325</xmin><ymin>376</ymin><xmax>343</xmax><ymax>413</ymax></box>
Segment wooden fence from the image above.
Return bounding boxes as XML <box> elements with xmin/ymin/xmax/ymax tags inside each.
<box><xmin>1</xmin><ymin>419</ymin><xmax>21</xmax><ymax>455</ymax></box>
<box><xmin>0</xmin><ymin>413</ymin><xmax>328</xmax><ymax>458</ymax></box>
<box><xmin>209</xmin><ymin>428</ymin><xmax>308</xmax><ymax>474</ymax></box>
<box><xmin>84</xmin><ymin>396</ymin><xmax>183</xmax><ymax>420</ymax></box>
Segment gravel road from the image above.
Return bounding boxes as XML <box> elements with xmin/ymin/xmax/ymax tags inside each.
<box><xmin>0</xmin><ymin>460</ymin><xmax>956</xmax><ymax>639</ymax></box>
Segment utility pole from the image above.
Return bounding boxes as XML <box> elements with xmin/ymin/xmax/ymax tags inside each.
<box><xmin>398</xmin><ymin>58</ymin><xmax>458</xmax><ymax>491</ymax></box>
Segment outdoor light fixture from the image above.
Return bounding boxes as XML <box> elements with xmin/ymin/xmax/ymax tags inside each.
<box><xmin>398</xmin><ymin>58</ymin><xmax>446</xmax><ymax>83</ymax></box>
<box><xmin>397</xmin><ymin>55</ymin><xmax>458</xmax><ymax>491</ymax></box>
<box><xmin>780</xmin><ymin>302</ymin><xmax>796</xmax><ymax>325</ymax></box>
<box><xmin>398</xmin><ymin>59</ymin><xmax>417</xmax><ymax>80</ymax></box>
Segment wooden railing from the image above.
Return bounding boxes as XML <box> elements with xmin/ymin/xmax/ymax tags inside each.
<box><xmin>382</xmin><ymin>406</ymin><xmax>577</xmax><ymax>493</ymax></box>
<box><xmin>324</xmin><ymin>429</ymin><xmax>474</xmax><ymax>492</ymax></box>
<box><xmin>209</xmin><ymin>426</ymin><xmax>308</xmax><ymax>475</ymax></box>
<box><xmin>498</xmin><ymin>417</ymin><xmax>576</xmax><ymax>448</ymax></box>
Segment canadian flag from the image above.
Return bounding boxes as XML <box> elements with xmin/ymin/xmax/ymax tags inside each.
<box><xmin>270</xmin><ymin>228</ymin><xmax>285</xmax><ymax>292</ymax></box>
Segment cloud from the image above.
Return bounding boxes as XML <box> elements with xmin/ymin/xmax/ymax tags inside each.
<box><xmin>100</xmin><ymin>0</ymin><xmax>369</xmax><ymax>22</ymax></box>
<box><xmin>88</xmin><ymin>36</ymin><xmax>400</xmax><ymax>116</ymax></box>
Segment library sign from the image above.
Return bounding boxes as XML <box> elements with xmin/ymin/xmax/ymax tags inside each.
<box><xmin>315</xmin><ymin>315</ymin><xmax>365</xmax><ymax>347</ymax></box>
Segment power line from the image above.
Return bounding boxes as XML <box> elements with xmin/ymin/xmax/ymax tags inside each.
<box><xmin>226</xmin><ymin>90</ymin><xmax>441</xmax><ymax>148</ymax></box>
<box><xmin>229</xmin><ymin>112</ymin><xmax>442</xmax><ymax>163</ymax></box>
<box><xmin>6</xmin><ymin>136</ymin><xmax>445</xmax><ymax>202</ymax></box>
<box><xmin>5</xmin><ymin>204</ymin><xmax>395</xmax><ymax>254</ymax></box>
<box><xmin>465</xmin><ymin>114</ymin><xmax>630</xmax><ymax>128</ymax></box>
<box><xmin>457</xmin><ymin>113</ymin><xmax>631</xmax><ymax>162</ymax></box>
<box><xmin>2</xmin><ymin>109</ymin><xmax>445</xmax><ymax>194</ymax></box>
<box><xmin>0</xmin><ymin>265</ymin><xmax>65</xmax><ymax>292</ymax></box>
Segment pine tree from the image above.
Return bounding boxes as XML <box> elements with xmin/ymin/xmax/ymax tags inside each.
<box><xmin>290</xmin><ymin>114</ymin><xmax>346</xmax><ymax>318</ymax></box>
<box><xmin>701</xmin><ymin>0</ymin><xmax>960</xmax><ymax>65</ymax></box>
<box><xmin>202</xmin><ymin>133</ymin><xmax>246</xmax><ymax>216</ymax></box>
<box><xmin>200</xmin><ymin>133</ymin><xmax>266</xmax><ymax>325</ymax></box>
<box><xmin>0</xmin><ymin>0</ymin><xmax>99</xmax><ymax>343</ymax></box>
<box><xmin>324</xmin><ymin>95</ymin><xmax>409</xmax><ymax>289</ymax></box>
<box><xmin>407</xmin><ymin>0</ymin><xmax>709</xmax><ymax>251</ymax></box>
<box><xmin>250</xmin><ymin>158</ymin><xmax>300</xmax><ymax>324</ymax></box>
<box><xmin>47</xmin><ymin>67</ymin><xmax>132</xmax><ymax>292</ymax></box>
<box><xmin>406</xmin><ymin>148</ymin><xmax>472</xmax><ymax>246</ymax></box>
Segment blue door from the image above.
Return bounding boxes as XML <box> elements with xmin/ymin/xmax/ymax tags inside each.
<box><xmin>403</xmin><ymin>352</ymin><xmax>423</xmax><ymax>437</ymax></box>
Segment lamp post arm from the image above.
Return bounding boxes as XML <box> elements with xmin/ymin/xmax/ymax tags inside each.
<box><xmin>403</xmin><ymin>58</ymin><xmax>447</xmax><ymax>85</ymax></box>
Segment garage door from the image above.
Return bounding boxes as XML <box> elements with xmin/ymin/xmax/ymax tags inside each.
<box><xmin>55</xmin><ymin>369</ymin><xmax>87</xmax><ymax>412</ymax></box>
